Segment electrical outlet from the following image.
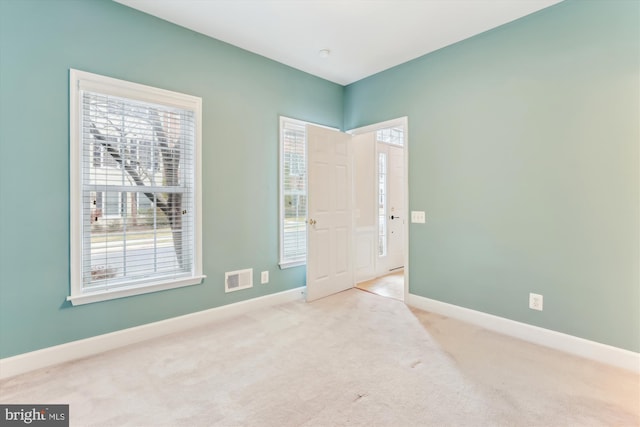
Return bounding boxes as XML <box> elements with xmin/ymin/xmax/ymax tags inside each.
<box><xmin>260</xmin><ymin>271</ymin><xmax>269</xmax><ymax>284</ymax></box>
<box><xmin>529</xmin><ymin>293</ymin><xmax>543</xmax><ymax>311</ymax></box>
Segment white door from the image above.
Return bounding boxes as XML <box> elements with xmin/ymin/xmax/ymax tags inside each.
<box><xmin>306</xmin><ymin>125</ymin><xmax>353</xmax><ymax>302</ymax></box>
<box><xmin>386</xmin><ymin>145</ymin><xmax>405</xmax><ymax>271</ymax></box>
<box><xmin>376</xmin><ymin>142</ymin><xmax>405</xmax><ymax>276</ymax></box>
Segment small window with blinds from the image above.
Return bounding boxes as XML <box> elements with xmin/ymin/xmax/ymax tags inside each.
<box><xmin>69</xmin><ymin>69</ymin><xmax>204</xmax><ymax>305</ymax></box>
<box><xmin>279</xmin><ymin>117</ymin><xmax>309</xmax><ymax>268</ymax></box>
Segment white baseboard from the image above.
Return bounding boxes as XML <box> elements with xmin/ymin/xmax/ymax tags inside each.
<box><xmin>0</xmin><ymin>287</ymin><xmax>305</xmax><ymax>380</ymax></box>
<box><xmin>406</xmin><ymin>293</ymin><xmax>640</xmax><ymax>373</ymax></box>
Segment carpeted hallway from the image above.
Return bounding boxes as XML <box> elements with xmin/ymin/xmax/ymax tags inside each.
<box><xmin>1</xmin><ymin>289</ymin><xmax>638</xmax><ymax>426</ymax></box>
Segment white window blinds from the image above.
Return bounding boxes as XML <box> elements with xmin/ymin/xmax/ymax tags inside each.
<box><xmin>69</xmin><ymin>69</ymin><xmax>203</xmax><ymax>305</ymax></box>
<box><xmin>280</xmin><ymin>118</ymin><xmax>308</xmax><ymax>267</ymax></box>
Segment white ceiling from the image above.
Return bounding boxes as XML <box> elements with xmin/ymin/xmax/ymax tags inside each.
<box><xmin>115</xmin><ymin>0</ymin><xmax>563</xmax><ymax>86</ymax></box>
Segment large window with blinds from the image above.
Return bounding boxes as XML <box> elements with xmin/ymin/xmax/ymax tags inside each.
<box><xmin>279</xmin><ymin>117</ymin><xmax>309</xmax><ymax>268</ymax></box>
<box><xmin>69</xmin><ymin>69</ymin><xmax>204</xmax><ymax>305</ymax></box>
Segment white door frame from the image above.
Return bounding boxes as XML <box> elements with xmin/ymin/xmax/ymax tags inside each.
<box><xmin>348</xmin><ymin>117</ymin><xmax>409</xmax><ymax>301</ymax></box>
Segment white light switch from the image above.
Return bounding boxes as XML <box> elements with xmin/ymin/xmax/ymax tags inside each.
<box><xmin>411</xmin><ymin>211</ymin><xmax>426</xmax><ymax>223</ymax></box>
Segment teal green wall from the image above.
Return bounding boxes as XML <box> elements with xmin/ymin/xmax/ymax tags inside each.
<box><xmin>0</xmin><ymin>0</ymin><xmax>343</xmax><ymax>358</ymax></box>
<box><xmin>1</xmin><ymin>0</ymin><xmax>638</xmax><ymax>358</ymax></box>
<box><xmin>345</xmin><ymin>0</ymin><xmax>639</xmax><ymax>351</ymax></box>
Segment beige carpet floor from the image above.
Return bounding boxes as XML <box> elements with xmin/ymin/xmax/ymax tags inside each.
<box><xmin>1</xmin><ymin>289</ymin><xmax>638</xmax><ymax>426</ymax></box>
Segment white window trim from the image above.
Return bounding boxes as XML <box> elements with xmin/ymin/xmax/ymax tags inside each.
<box><xmin>69</xmin><ymin>69</ymin><xmax>205</xmax><ymax>305</ymax></box>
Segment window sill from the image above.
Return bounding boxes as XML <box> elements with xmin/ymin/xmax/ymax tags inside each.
<box><xmin>67</xmin><ymin>275</ymin><xmax>206</xmax><ymax>306</ymax></box>
<box><xmin>279</xmin><ymin>260</ymin><xmax>306</xmax><ymax>270</ymax></box>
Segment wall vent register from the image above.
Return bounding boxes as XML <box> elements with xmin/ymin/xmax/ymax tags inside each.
<box><xmin>225</xmin><ymin>269</ymin><xmax>253</xmax><ymax>293</ymax></box>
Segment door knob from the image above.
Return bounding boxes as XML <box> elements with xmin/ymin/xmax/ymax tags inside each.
<box><xmin>307</xmin><ymin>219</ymin><xmax>316</xmax><ymax>225</ymax></box>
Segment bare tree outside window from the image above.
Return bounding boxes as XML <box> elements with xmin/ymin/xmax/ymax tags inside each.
<box><xmin>84</xmin><ymin>93</ymin><xmax>193</xmax><ymax>285</ymax></box>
